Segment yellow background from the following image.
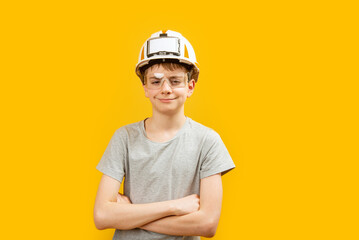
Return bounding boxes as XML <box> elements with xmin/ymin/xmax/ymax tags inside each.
<box><xmin>1</xmin><ymin>0</ymin><xmax>358</xmax><ymax>239</ymax></box>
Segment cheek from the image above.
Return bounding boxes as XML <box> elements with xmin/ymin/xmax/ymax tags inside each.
<box><xmin>175</xmin><ymin>88</ymin><xmax>188</xmax><ymax>94</ymax></box>
<box><xmin>149</xmin><ymin>91</ymin><xmax>160</xmax><ymax>99</ymax></box>
<box><xmin>145</xmin><ymin>89</ymin><xmax>155</xmax><ymax>96</ymax></box>
<box><xmin>180</xmin><ymin>90</ymin><xmax>190</xmax><ymax>98</ymax></box>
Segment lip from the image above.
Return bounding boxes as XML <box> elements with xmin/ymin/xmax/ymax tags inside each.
<box><xmin>158</xmin><ymin>98</ymin><xmax>177</xmax><ymax>102</ymax></box>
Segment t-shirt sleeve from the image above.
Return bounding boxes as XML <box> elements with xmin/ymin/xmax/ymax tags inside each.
<box><xmin>96</xmin><ymin>128</ymin><xmax>127</xmax><ymax>183</ymax></box>
<box><xmin>200</xmin><ymin>129</ymin><xmax>236</xmax><ymax>179</ymax></box>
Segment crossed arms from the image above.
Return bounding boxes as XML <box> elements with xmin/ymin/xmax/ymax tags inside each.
<box><xmin>93</xmin><ymin>173</ymin><xmax>223</xmax><ymax>238</ymax></box>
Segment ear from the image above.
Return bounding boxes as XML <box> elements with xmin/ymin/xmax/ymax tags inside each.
<box><xmin>187</xmin><ymin>79</ymin><xmax>195</xmax><ymax>98</ymax></box>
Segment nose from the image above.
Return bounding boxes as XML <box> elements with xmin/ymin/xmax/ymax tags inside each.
<box><xmin>160</xmin><ymin>79</ymin><xmax>172</xmax><ymax>94</ymax></box>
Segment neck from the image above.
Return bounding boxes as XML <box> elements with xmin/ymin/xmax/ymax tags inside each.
<box><xmin>147</xmin><ymin>109</ymin><xmax>187</xmax><ymax>131</ymax></box>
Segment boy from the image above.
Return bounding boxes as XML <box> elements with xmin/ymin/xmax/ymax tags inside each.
<box><xmin>94</xmin><ymin>30</ymin><xmax>235</xmax><ymax>239</ymax></box>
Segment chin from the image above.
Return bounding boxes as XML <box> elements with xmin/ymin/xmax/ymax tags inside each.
<box><xmin>154</xmin><ymin>105</ymin><xmax>182</xmax><ymax>114</ymax></box>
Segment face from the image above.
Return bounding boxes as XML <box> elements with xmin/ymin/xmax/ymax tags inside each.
<box><xmin>142</xmin><ymin>64</ymin><xmax>195</xmax><ymax>115</ymax></box>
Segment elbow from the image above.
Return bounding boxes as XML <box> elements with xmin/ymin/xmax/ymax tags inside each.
<box><xmin>94</xmin><ymin>206</ymin><xmax>131</xmax><ymax>231</ymax></box>
<box><xmin>94</xmin><ymin>208</ymin><xmax>107</xmax><ymax>230</ymax></box>
<box><xmin>201</xmin><ymin>217</ymin><xmax>218</xmax><ymax>238</ymax></box>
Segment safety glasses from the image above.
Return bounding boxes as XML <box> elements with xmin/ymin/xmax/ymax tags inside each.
<box><xmin>144</xmin><ymin>72</ymin><xmax>189</xmax><ymax>90</ymax></box>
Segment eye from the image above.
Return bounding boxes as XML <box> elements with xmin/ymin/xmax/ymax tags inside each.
<box><xmin>151</xmin><ymin>81</ymin><xmax>160</xmax><ymax>85</ymax></box>
<box><xmin>171</xmin><ymin>80</ymin><xmax>181</xmax><ymax>85</ymax></box>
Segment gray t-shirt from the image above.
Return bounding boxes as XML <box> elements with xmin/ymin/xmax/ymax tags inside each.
<box><xmin>96</xmin><ymin>116</ymin><xmax>236</xmax><ymax>240</ymax></box>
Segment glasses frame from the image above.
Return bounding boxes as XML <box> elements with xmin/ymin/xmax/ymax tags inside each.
<box><xmin>144</xmin><ymin>72</ymin><xmax>191</xmax><ymax>90</ymax></box>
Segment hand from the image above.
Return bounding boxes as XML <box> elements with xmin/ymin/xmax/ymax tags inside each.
<box><xmin>116</xmin><ymin>193</ymin><xmax>132</xmax><ymax>204</ymax></box>
<box><xmin>171</xmin><ymin>194</ymin><xmax>200</xmax><ymax>216</ymax></box>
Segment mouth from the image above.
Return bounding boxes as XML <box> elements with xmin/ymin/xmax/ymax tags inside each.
<box><xmin>158</xmin><ymin>97</ymin><xmax>177</xmax><ymax>102</ymax></box>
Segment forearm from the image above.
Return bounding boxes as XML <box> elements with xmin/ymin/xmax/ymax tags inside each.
<box><xmin>95</xmin><ymin>200</ymin><xmax>175</xmax><ymax>230</ymax></box>
<box><xmin>140</xmin><ymin>209</ymin><xmax>215</xmax><ymax>238</ymax></box>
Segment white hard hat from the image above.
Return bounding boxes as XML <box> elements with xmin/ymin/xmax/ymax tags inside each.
<box><xmin>135</xmin><ymin>30</ymin><xmax>200</xmax><ymax>84</ymax></box>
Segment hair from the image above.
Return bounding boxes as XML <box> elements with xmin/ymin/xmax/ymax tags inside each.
<box><xmin>140</xmin><ymin>59</ymin><xmax>193</xmax><ymax>84</ymax></box>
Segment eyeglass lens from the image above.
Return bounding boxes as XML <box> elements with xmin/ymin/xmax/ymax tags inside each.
<box><xmin>145</xmin><ymin>73</ymin><xmax>188</xmax><ymax>89</ymax></box>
